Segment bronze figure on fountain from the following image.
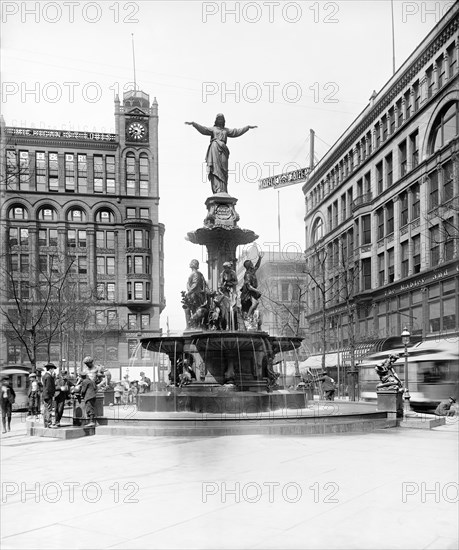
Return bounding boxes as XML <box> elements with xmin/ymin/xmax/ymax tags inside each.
<box><xmin>185</xmin><ymin>115</ymin><xmax>257</xmax><ymax>194</ymax></box>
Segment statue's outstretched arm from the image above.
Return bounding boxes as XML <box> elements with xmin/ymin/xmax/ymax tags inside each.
<box><xmin>184</xmin><ymin>121</ymin><xmax>212</xmax><ymax>136</ymax></box>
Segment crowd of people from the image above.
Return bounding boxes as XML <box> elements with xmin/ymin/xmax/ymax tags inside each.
<box><xmin>0</xmin><ymin>356</ymin><xmax>157</xmax><ymax>432</ymax></box>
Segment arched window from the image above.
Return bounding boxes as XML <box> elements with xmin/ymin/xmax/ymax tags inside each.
<box><xmin>37</xmin><ymin>207</ymin><xmax>57</xmax><ymax>221</ymax></box>
<box><xmin>9</xmin><ymin>206</ymin><xmax>28</xmax><ymax>220</ymax></box>
<box><xmin>67</xmin><ymin>208</ymin><xmax>86</xmax><ymax>222</ymax></box>
<box><xmin>430</xmin><ymin>101</ymin><xmax>458</xmax><ymax>154</ymax></box>
<box><xmin>125</xmin><ymin>153</ymin><xmax>136</xmax><ymax>196</ymax></box>
<box><xmin>95</xmin><ymin>209</ymin><xmax>115</xmax><ymax>223</ymax></box>
<box><xmin>311</xmin><ymin>217</ymin><xmax>324</xmax><ymax>243</ymax></box>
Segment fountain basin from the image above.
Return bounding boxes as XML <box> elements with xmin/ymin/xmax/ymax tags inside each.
<box><xmin>140</xmin><ymin>330</ymin><xmax>304</xmax><ymax>413</ymax></box>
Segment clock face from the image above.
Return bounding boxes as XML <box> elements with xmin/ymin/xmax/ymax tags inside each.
<box><xmin>127</xmin><ymin>121</ymin><xmax>147</xmax><ymax>141</ymax></box>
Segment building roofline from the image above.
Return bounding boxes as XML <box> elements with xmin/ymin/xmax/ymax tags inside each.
<box><xmin>303</xmin><ymin>2</ymin><xmax>459</xmax><ymax>190</ymax></box>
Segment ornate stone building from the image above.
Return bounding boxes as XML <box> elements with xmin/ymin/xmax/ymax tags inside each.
<box><xmin>303</xmin><ymin>5</ymin><xmax>458</xmax><ymax>356</ymax></box>
<box><xmin>0</xmin><ymin>89</ymin><xmax>165</xmax><ymax>374</ymax></box>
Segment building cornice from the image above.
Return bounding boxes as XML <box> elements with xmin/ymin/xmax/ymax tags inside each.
<box><xmin>305</xmin><ymin>8</ymin><xmax>458</xmax><ymax>188</ymax></box>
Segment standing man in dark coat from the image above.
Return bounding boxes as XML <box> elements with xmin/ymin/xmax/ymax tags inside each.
<box><xmin>54</xmin><ymin>370</ymin><xmax>73</xmax><ymax>427</ymax></box>
<box><xmin>42</xmin><ymin>363</ymin><xmax>57</xmax><ymax>428</ymax></box>
<box><xmin>1</xmin><ymin>378</ymin><xmax>16</xmax><ymax>433</ymax></box>
<box><xmin>81</xmin><ymin>371</ymin><xmax>98</xmax><ymax>427</ymax></box>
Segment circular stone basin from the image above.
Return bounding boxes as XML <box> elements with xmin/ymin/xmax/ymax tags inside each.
<box><xmin>140</xmin><ymin>331</ymin><xmax>303</xmax><ymax>413</ymax></box>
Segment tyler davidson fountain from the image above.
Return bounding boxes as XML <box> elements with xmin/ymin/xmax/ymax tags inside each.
<box><xmin>138</xmin><ymin>115</ymin><xmax>306</xmax><ymax>414</ymax></box>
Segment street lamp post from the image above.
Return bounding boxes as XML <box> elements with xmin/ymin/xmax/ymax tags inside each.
<box><xmin>401</xmin><ymin>327</ymin><xmax>411</xmax><ymax>418</ymax></box>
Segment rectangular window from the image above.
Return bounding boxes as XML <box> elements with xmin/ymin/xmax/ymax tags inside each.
<box><xmin>385</xmin><ymin>153</ymin><xmax>393</xmax><ymax>187</ymax></box>
<box><xmin>20</xmin><ymin>228</ymin><xmax>29</xmax><ymax>245</ymax></box>
<box><xmin>94</xmin><ymin>179</ymin><xmax>103</xmax><ymax>193</ymax></box>
<box><xmin>444</xmin><ymin>220</ymin><xmax>454</xmax><ymax>261</ymax></box>
<box><xmin>429</xmin><ymin>170</ymin><xmax>439</xmax><ymax>209</ymax></box>
<box><xmin>141</xmin><ymin>314</ymin><xmax>150</xmax><ymax>330</ymax></box>
<box><xmin>377</xmin><ymin>208</ymin><xmax>384</xmax><ymax>240</ymax></box>
<box><xmin>127</xmin><ymin>282</ymin><xmax>132</xmax><ymax>300</ymax></box>
<box><xmin>68</xmin><ymin>229</ymin><xmax>76</xmax><ymax>247</ymax></box>
<box><xmin>97</xmin><ymin>257</ymin><xmax>105</xmax><ymax>275</ymax></box>
<box><xmin>404</xmin><ymin>90</ymin><xmax>411</xmax><ymax>120</ymax></box>
<box><xmin>376</xmin><ymin>161</ymin><xmax>383</xmax><ymax>194</ymax></box>
<box><xmin>6</xmin><ymin>150</ymin><xmax>18</xmax><ymax>189</ymax></box>
<box><xmin>126</xmin><ymin>208</ymin><xmax>136</xmax><ymax>218</ymax></box>
<box><xmin>396</xmin><ymin>99</ymin><xmax>403</xmax><ymax>127</ymax></box>
<box><xmin>77</xmin><ymin>154</ymin><xmax>87</xmax><ymax>192</ymax></box>
<box><xmin>78</xmin><ymin>257</ymin><xmax>87</xmax><ymax>274</ymax></box>
<box><xmin>426</xmin><ymin>66</ymin><xmax>434</xmax><ymax>98</ymax></box>
<box><xmin>65</xmin><ymin>153</ymin><xmax>75</xmax><ymax>192</ymax></box>
<box><xmin>399</xmin><ymin>140</ymin><xmax>407</xmax><ymax>176</ymax></box>
<box><xmin>106</xmin><ymin>283</ymin><xmax>115</xmax><ymax>301</ymax></box>
<box><xmin>437</xmin><ymin>54</ymin><xmax>445</xmax><ymax>88</ymax></box>
<box><xmin>127</xmin><ymin>179</ymin><xmax>136</xmax><ymax>196</ymax></box>
<box><xmin>386</xmin><ymin>202</ymin><xmax>394</xmax><ymax>235</ymax></box>
<box><xmin>443</xmin><ymin>160</ymin><xmax>453</xmax><ymax>202</ymax></box>
<box><xmin>413</xmin><ymin>235</ymin><xmax>421</xmax><ymax>273</ymax></box>
<box><xmin>48</xmin><ymin>152</ymin><xmax>58</xmax><ymax>191</ymax></box>
<box><xmin>375</xmin><ymin>122</ymin><xmax>381</xmax><ymax>148</ymax></box>
<box><xmin>9</xmin><ymin>228</ymin><xmax>18</xmax><ymax>246</ymax></box>
<box><xmin>39</xmin><ymin>255</ymin><xmax>48</xmax><ymax>273</ymax></box>
<box><xmin>447</xmin><ymin>42</ymin><xmax>457</xmax><ymax>77</ymax></box>
<box><xmin>10</xmin><ymin>255</ymin><xmax>18</xmax><ymax>272</ymax></box>
<box><xmin>96</xmin><ymin>231</ymin><xmax>104</xmax><ymax>248</ymax></box>
<box><xmin>106</xmin><ymin>179</ymin><xmax>115</xmax><ymax>194</ymax></box>
<box><xmin>378</xmin><ymin>253</ymin><xmax>385</xmax><ymax>286</ymax></box>
<box><xmin>410</xmin><ymin>130</ymin><xmax>419</xmax><ymax>168</ymax></box>
<box><xmin>400</xmin><ymin>192</ymin><xmax>408</xmax><ymax>226</ymax></box>
<box><xmin>140</xmin><ymin>208</ymin><xmax>149</xmax><ymax>219</ymax></box>
<box><xmin>134</xmin><ymin>230</ymin><xmax>143</xmax><ymax>248</ymax></box>
<box><xmin>401</xmin><ymin>241</ymin><xmax>409</xmax><ymax>278</ymax></box>
<box><xmin>362</xmin><ymin>215</ymin><xmax>371</xmax><ymax>245</ymax></box>
<box><xmin>430</xmin><ymin>226</ymin><xmax>440</xmax><ymax>266</ymax></box>
<box><xmin>387</xmin><ymin>248</ymin><xmax>394</xmax><ymax>283</ymax></box>
<box><xmin>139</xmin><ymin>180</ymin><xmax>149</xmax><ymax>196</ymax></box>
<box><xmin>362</xmin><ymin>258</ymin><xmax>372</xmax><ymax>291</ymax></box>
<box><xmin>134</xmin><ymin>282</ymin><xmax>143</xmax><ymax>300</ymax></box>
<box><xmin>96</xmin><ymin>310</ymin><xmax>105</xmax><ymax>325</ymax></box>
<box><xmin>128</xmin><ymin>314</ymin><xmax>137</xmax><ymax>330</ymax></box>
<box><xmin>411</xmin><ymin>183</ymin><xmax>420</xmax><ymax>220</ymax></box>
<box><xmin>106</xmin><ymin>257</ymin><xmax>115</xmax><ymax>275</ymax></box>
<box><xmin>413</xmin><ymin>81</ymin><xmax>420</xmax><ymax>112</ymax></box>
<box><xmin>19</xmin><ymin>151</ymin><xmax>30</xmax><ymax>190</ymax></box>
<box><xmin>382</xmin><ymin>115</ymin><xmax>388</xmax><ymax>142</ymax></box>
<box><xmin>78</xmin><ymin>230</ymin><xmax>87</xmax><ymax>248</ymax></box>
<box><xmin>389</xmin><ymin>107</ymin><xmax>395</xmax><ymax>134</ymax></box>
<box><xmin>36</xmin><ymin>152</ymin><xmax>46</xmax><ymax>191</ymax></box>
<box><xmin>134</xmin><ymin>256</ymin><xmax>144</xmax><ymax>273</ymax></box>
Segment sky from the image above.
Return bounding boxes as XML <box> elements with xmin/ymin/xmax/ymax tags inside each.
<box><xmin>0</xmin><ymin>0</ymin><xmax>447</xmax><ymax>331</ymax></box>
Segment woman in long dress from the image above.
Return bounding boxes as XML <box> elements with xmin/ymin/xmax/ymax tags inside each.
<box><xmin>185</xmin><ymin>114</ymin><xmax>257</xmax><ymax>194</ymax></box>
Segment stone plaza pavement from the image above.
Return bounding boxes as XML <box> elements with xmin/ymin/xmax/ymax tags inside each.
<box><xmin>1</xmin><ymin>412</ymin><xmax>458</xmax><ymax>550</ymax></box>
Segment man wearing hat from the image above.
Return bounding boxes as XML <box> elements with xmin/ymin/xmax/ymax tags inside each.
<box><xmin>434</xmin><ymin>396</ymin><xmax>457</xmax><ymax>417</ymax></box>
<box><xmin>54</xmin><ymin>370</ymin><xmax>73</xmax><ymax>427</ymax></box>
<box><xmin>42</xmin><ymin>363</ymin><xmax>57</xmax><ymax>428</ymax></box>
